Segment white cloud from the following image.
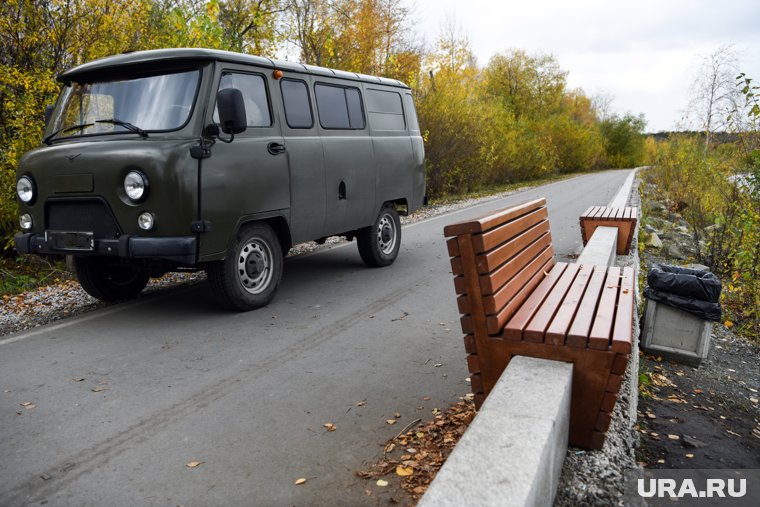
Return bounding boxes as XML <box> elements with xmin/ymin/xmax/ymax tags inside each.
<box><xmin>407</xmin><ymin>0</ymin><xmax>760</xmax><ymax>132</ymax></box>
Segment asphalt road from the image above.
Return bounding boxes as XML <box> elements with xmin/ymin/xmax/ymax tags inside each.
<box><xmin>0</xmin><ymin>169</ymin><xmax>633</xmax><ymax>507</ymax></box>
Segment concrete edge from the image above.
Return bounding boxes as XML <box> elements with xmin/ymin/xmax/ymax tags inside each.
<box><xmin>418</xmin><ymin>357</ymin><xmax>573</xmax><ymax>507</ymax></box>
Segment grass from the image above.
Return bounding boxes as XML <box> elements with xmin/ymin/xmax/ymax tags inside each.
<box><xmin>0</xmin><ymin>255</ymin><xmax>70</xmax><ymax>297</ymax></box>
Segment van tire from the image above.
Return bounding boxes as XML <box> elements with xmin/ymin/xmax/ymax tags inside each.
<box><xmin>74</xmin><ymin>257</ymin><xmax>150</xmax><ymax>302</ymax></box>
<box><xmin>357</xmin><ymin>205</ymin><xmax>401</xmax><ymax>267</ymax></box>
<box><xmin>207</xmin><ymin>223</ymin><xmax>283</xmax><ymax>311</ymax></box>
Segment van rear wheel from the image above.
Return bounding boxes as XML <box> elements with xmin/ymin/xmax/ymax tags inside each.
<box><xmin>74</xmin><ymin>257</ymin><xmax>150</xmax><ymax>302</ymax></box>
<box><xmin>357</xmin><ymin>205</ymin><xmax>401</xmax><ymax>267</ymax></box>
<box><xmin>207</xmin><ymin>223</ymin><xmax>283</xmax><ymax>311</ymax></box>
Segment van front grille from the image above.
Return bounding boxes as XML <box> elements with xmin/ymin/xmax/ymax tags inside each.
<box><xmin>45</xmin><ymin>198</ymin><xmax>121</xmax><ymax>238</ymax></box>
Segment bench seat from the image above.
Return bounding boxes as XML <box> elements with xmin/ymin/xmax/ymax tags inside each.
<box><xmin>579</xmin><ymin>206</ymin><xmax>638</xmax><ymax>255</ymax></box>
<box><xmin>444</xmin><ymin>199</ymin><xmax>635</xmax><ymax>449</ymax></box>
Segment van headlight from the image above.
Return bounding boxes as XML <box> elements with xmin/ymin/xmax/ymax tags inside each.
<box><xmin>19</xmin><ymin>213</ymin><xmax>33</xmax><ymax>230</ymax></box>
<box><xmin>17</xmin><ymin>176</ymin><xmax>36</xmax><ymax>204</ymax></box>
<box><xmin>124</xmin><ymin>171</ymin><xmax>148</xmax><ymax>202</ymax></box>
<box><xmin>138</xmin><ymin>212</ymin><xmax>155</xmax><ymax>231</ymax></box>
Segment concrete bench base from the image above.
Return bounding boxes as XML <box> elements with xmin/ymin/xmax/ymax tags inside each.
<box><xmin>419</xmin><ymin>356</ymin><xmax>572</xmax><ymax>507</ymax></box>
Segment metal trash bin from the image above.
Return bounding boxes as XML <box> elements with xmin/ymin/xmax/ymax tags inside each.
<box><xmin>641</xmin><ymin>264</ymin><xmax>722</xmax><ymax>365</ymax></box>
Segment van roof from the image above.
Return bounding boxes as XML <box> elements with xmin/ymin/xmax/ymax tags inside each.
<box><xmin>58</xmin><ymin>48</ymin><xmax>411</xmax><ymax>89</ymax></box>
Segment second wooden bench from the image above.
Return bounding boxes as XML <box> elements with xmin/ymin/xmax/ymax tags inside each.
<box><xmin>444</xmin><ymin>198</ymin><xmax>635</xmax><ymax>449</ymax></box>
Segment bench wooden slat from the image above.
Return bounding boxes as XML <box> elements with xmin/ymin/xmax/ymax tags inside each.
<box><xmin>479</xmin><ymin>233</ymin><xmax>553</xmax><ymax>294</ymax></box>
<box><xmin>443</xmin><ymin>198</ymin><xmax>546</xmax><ymax>236</ymax></box>
<box><xmin>522</xmin><ymin>263</ymin><xmax>582</xmax><ymax>342</ymax></box>
<box><xmin>588</xmin><ymin>267</ymin><xmax>621</xmax><ymax>350</ymax></box>
<box><xmin>483</xmin><ymin>249</ymin><xmax>555</xmax><ymax>314</ymax></box>
<box><xmin>448</xmin><ymin>217</ymin><xmax>551</xmax><ymax>277</ymax></box>
<box><xmin>502</xmin><ymin>263</ymin><xmax>569</xmax><ymax>340</ymax></box>
<box><xmin>566</xmin><ymin>266</ymin><xmax>608</xmax><ymax>348</ymax></box>
<box><xmin>472</xmin><ymin>210</ymin><xmax>549</xmax><ymax>254</ymax></box>
<box><xmin>545</xmin><ymin>264</ymin><xmax>596</xmax><ymax>345</ymax></box>
<box><xmin>611</xmin><ymin>267</ymin><xmax>635</xmax><ymax>353</ymax></box>
<box><xmin>485</xmin><ymin>258</ymin><xmax>555</xmax><ymax>334</ymax></box>
<box><xmin>457</xmin><ymin>233</ymin><xmax>488</xmax><ymax>338</ymax></box>
<box><xmin>476</xmin><ymin>216</ymin><xmax>550</xmax><ymax>272</ymax></box>
<box><xmin>446</xmin><ymin>237</ymin><xmax>459</xmax><ymax>257</ymax></box>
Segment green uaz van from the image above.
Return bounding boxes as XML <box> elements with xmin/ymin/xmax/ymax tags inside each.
<box><xmin>14</xmin><ymin>49</ymin><xmax>425</xmax><ymax>310</ymax></box>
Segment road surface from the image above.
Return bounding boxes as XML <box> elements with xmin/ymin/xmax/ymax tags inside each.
<box><xmin>0</xmin><ymin>169</ymin><xmax>633</xmax><ymax>506</ymax></box>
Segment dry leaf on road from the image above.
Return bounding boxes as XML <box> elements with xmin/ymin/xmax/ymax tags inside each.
<box><xmin>395</xmin><ymin>465</ymin><xmax>414</xmax><ymax>477</ymax></box>
<box><xmin>186</xmin><ymin>461</ymin><xmax>204</xmax><ymax>468</ymax></box>
<box><xmin>323</xmin><ymin>423</ymin><xmax>337</xmax><ymax>432</ymax></box>
<box><xmin>294</xmin><ymin>478</ymin><xmax>307</xmax><ymax>485</ymax></box>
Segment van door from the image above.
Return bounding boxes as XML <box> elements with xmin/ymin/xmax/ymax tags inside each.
<box><xmin>199</xmin><ymin>68</ymin><xmax>290</xmax><ymax>260</ymax></box>
<box><xmin>277</xmin><ymin>76</ymin><xmax>326</xmax><ymax>244</ymax></box>
<box><xmin>314</xmin><ymin>81</ymin><xmax>376</xmax><ymax>235</ymax></box>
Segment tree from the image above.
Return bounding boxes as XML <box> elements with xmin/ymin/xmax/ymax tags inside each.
<box><xmin>689</xmin><ymin>44</ymin><xmax>740</xmax><ymax>151</ymax></box>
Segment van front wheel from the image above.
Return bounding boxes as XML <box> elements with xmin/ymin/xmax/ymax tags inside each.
<box><xmin>207</xmin><ymin>223</ymin><xmax>283</xmax><ymax>311</ymax></box>
<box><xmin>74</xmin><ymin>257</ymin><xmax>150</xmax><ymax>302</ymax></box>
<box><xmin>357</xmin><ymin>205</ymin><xmax>401</xmax><ymax>267</ymax></box>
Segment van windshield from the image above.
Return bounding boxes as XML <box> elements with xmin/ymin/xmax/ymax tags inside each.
<box><xmin>45</xmin><ymin>69</ymin><xmax>200</xmax><ymax>142</ymax></box>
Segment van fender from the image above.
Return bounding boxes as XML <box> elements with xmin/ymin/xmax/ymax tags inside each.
<box><xmin>228</xmin><ymin>212</ymin><xmax>293</xmax><ymax>258</ymax></box>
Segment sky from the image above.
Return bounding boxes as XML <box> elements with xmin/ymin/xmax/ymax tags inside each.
<box><xmin>407</xmin><ymin>0</ymin><xmax>760</xmax><ymax>133</ymax></box>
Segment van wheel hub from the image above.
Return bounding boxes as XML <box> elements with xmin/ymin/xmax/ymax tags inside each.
<box><xmin>237</xmin><ymin>239</ymin><xmax>273</xmax><ymax>294</ymax></box>
<box><xmin>377</xmin><ymin>214</ymin><xmax>397</xmax><ymax>255</ymax></box>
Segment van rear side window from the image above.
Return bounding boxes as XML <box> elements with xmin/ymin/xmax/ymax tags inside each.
<box><xmin>404</xmin><ymin>93</ymin><xmax>419</xmax><ymax>133</ymax></box>
<box><xmin>215</xmin><ymin>72</ymin><xmax>272</xmax><ymax>127</ymax></box>
<box><xmin>281</xmin><ymin>79</ymin><xmax>313</xmax><ymax>128</ymax></box>
<box><xmin>315</xmin><ymin>83</ymin><xmax>365</xmax><ymax>129</ymax></box>
<box><xmin>367</xmin><ymin>89</ymin><xmax>405</xmax><ymax>131</ymax></box>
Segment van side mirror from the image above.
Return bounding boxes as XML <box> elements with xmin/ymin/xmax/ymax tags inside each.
<box><xmin>44</xmin><ymin>105</ymin><xmax>54</xmax><ymax>127</ymax></box>
<box><xmin>217</xmin><ymin>88</ymin><xmax>247</xmax><ymax>135</ymax></box>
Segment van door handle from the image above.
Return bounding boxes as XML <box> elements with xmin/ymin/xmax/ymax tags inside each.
<box><xmin>267</xmin><ymin>142</ymin><xmax>286</xmax><ymax>155</ymax></box>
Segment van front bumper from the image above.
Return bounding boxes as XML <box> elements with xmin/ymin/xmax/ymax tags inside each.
<box><xmin>14</xmin><ymin>232</ymin><xmax>197</xmax><ymax>265</ymax></box>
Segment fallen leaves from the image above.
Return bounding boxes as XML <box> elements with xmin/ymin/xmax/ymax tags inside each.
<box><xmin>386</xmin><ymin>419</ymin><xmax>397</xmax><ymax>426</ymax></box>
<box><xmin>323</xmin><ymin>423</ymin><xmax>337</xmax><ymax>432</ymax></box>
<box><xmin>357</xmin><ymin>399</ymin><xmax>475</xmax><ymax>502</ymax></box>
<box><xmin>294</xmin><ymin>478</ymin><xmax>307</xmax><ymax>485</ymax></box>
<box><xmin>376</xmin><ymin>480</ymin><xmax>389</xmax><ymax>487</ymax></box>
<box><xmin>90</xmin><ymin>387</ymin><xmax>106</xmax><ymax>393</ymax></box>
<box><xmin>20</xmin><ymin>401</ymin><xmax>35</xmax><ymax>409</ymax></box>
<box><xmin>186</xmin><ymin>461</ymin><xmax>204</xmax><ymax>469</ymax></box>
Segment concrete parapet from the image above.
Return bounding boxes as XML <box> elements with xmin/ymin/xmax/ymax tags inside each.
<box><xmin>576</xmin><ymin>226</ymin><xmax>618</xmax><ymax>267</ymax></box>
<box><xmin>419</xmin><ymin>357</ymin><xmax>573</xmax><ymax>507</ymax></box>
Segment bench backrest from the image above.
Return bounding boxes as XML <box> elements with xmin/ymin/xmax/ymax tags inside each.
<box><xmin>443</xmin><ymin>198</ymin><xmax>555</xmax><ymax>338</ymax></box>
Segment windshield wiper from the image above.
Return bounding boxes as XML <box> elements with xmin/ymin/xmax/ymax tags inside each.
<box><xmin>43</xmin><ymin>123</ymin><xmax>94</xmax><ymax>145</ymax></box>
<box><xmin>96</xmin><ymin>118</ymin><xmax>149</xmax><ymax>138</ymax></box>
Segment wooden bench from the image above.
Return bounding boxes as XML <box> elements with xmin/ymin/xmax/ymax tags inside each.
<box><xmin>444</xmin><ymin>198</ymin><xmax>635</xmax><ymax>449</ymax></box>
<box><xmin>579</xmin><ymin>206</ymin><xmax>638</xmax><ymax>255</ymax></box>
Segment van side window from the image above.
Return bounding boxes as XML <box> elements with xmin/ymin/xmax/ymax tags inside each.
<box><xmin>280</xmin><ymin>79</ymin><xmax>313</xmax><ymax>128</ymax></box>
<box><xmin>314</xmin><ymin>83</ymin><xmax>365</xmax><ymax>129</ymax></box>
<box><xmin>403</xmin><ymin>93</ymin><xmax>419</xmax><ymax>132</ymax></box>
<box><xmin>366</xmin><ymin>89</ymin><xmax>405</xmax><ymax>131</ymax></box>
<box><xmin>214</xmin><ymin>72</ymin><xmax>272</xmax><ymax>127</ymax></box>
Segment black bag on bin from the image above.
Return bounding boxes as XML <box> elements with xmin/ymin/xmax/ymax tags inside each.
<box><xmin>644</xmin><ymin>264</ymin><xmax>722</xmax><ymax>321</ymax></box>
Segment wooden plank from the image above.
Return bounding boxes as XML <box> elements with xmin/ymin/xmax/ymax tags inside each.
<box><xmin>588</xmin><ymin>267</ymin><xmax>621</xmax><ymax>350</ymax></box>
<box><xmin>606</xmin><ymin>373</ymin><xmax>623</xmax><ymax>393</ymax></box>
<box><xmin>591</xmin><ymin>207</ymin><xmax>606</xmax><ymax>219</ymax></box>
<box><xmin>457</xmin><ymin>294</ymin><xmax>469</xmax><ymax>315</ymax></box>
<box><xmin>600</xmin><ymin>391</ymin><xmax>617</xmax><ymax>412</ymax></box>
<box><xmin>566</xmin><ymin>266</ymin><xmax>608</xmax><ymax>348</ymax></box>
<box><xmin>522</xmin><ymin>263</ymin><xmax>582</xmax><ymax>342</ymax></box>
<box><xmin>479</xmin><ymin>234</ymin><xmax>552</xmax><ymax>294</ymax></box>
<box><xmin>457</xmin><ymin>234</ymin><xmax>488</xmax><ymax>339</ymax></box>
<box><xmin>545</xmin><ymin>264</ymin><xmax>595</xmax><ymax>345</ymax></box>
<box><xmin>475</xmin><ymin>217</ymin><xmax>550</xmax><ymax>273</ymax></box>
<box><xmin>472</xmin><ymin>209</ymin><xmax>549</xmax><ymax>254</ymax></box>
<box><xmin>443</xmin><ymin>198</ymin><xmax>546</xmax><ymax>236</ymax></box>
<box><xmin>595</xmin><ymin>410</ymin><xmax>613</xmax><ymax>432</ymax></box>
<box><xmin>602</xmin><ymin>207</ymin><xmax>615</xmax><ymax>219</ymax></box>
<box><xmin>486</xmin><ymin>258</ymin><xmax>555</xmax><ymax>335</ymax></box>
<box><xmin>482</xmin><ymin>249</ymin><xmax>554</xmax><ymax>314</ymax></box>
<box><xmin>611</xmin><ymin>267</ymin><xmax>635</xmax><ymax>353</ymax></box>
<box><xmin>501</xmin><ymin>263</ymin><xmax>569</xmax><ymax>340</ymax></box>
<box><xmin>470</xmin><ymin>373</ymin><xmax>483</xmax><ymax>394</ymax></box>
<box><xmin>463</xmin><ymin>334</ymin><xmax>477</xmax><ymax>354</ymax></box>
<box><xmin>446</xmin><ymin>237</ymin><xmax>459</xmax><ymax>257</ymax></box>
<box><xmin>450</xmin><ymin>257</ymin><xmax>463</xmax><ymax>277</ymax></box>
<box><xmin>466</xmin><ymin>354</ymin><xmax>479</xmax><ymax>373</ymax></box>
<box><xmin>453</xmin><ymin>275</ymin><xmax>466</xmax><ymax>295</ymax></box>
<box><xmin>611</xmin><ymin>353</ymin><xmax>629</xmax><ymax>375</ymax></box>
